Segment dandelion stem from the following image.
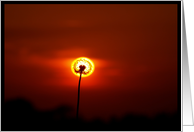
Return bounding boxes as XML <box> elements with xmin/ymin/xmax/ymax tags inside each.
<box><xmin>76</xmin><ymin>71</ymin><xmax>82</xmax><ymax>120</ymax></box>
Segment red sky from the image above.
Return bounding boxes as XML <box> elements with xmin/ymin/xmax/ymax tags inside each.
<box><xmin>4</xmin><ymin>4</ymin><xmax>178</xmax><ymax>122</ymax></box>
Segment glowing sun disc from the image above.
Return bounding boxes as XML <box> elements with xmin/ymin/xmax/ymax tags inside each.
<box><xmin>71</xmin><ymin>57</ymin><xmax>95</xmax><ymax>77</ymax></box>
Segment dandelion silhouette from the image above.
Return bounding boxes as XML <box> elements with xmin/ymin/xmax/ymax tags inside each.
<box><xmin>71</xmin><ymin>57</ymin><xmax>95</xmax><ymax>120</ymax></box>
<box><xmin>72</xmin><ymin>57</ymin><xmax>94</xmax><ymax>77</ymax></box>
<box><xmin>79</xmin><ymin>65</ymin><xmax>86</xmax><ymax>72</ymax></box>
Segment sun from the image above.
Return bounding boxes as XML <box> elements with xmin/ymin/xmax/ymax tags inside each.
<box><xmin>71</xmin><ymin>57</ymin><xmax>95</xmax><ymax>77</ymax></box>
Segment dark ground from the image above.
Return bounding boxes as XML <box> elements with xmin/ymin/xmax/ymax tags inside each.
<box><xmin>1</xmin><ymin>98</ymin><xmax>180</xmax><ymax>131</ymax></box>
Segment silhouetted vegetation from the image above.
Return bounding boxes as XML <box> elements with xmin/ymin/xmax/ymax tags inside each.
<box><xmin>1</xmin><ymin>99</ymin><xmax>180</xmax><ymax>131</ymax></box>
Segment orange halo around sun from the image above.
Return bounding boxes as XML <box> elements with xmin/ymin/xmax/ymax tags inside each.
<box><xmin>71</xmin><ymin>57</ymin><xmax>95</xmax><ymax>77</ymax></box>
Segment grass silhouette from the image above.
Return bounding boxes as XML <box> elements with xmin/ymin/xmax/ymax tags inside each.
<box><xmin>2</xmin><ymin>98</ymin><xmax>180</xmax><ymax>131</ymax></box>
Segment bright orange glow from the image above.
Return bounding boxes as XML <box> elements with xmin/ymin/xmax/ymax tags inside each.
<box><xmin>71</xmin><ymin>57</ymin><xmax>95</xmax><ymax>77</ymax></box>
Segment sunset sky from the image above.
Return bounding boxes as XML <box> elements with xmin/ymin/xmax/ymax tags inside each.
<box><xmin>4</xmin><ymin>3</ymin><xmax>178</xmax><ymax>122</ymax></box>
